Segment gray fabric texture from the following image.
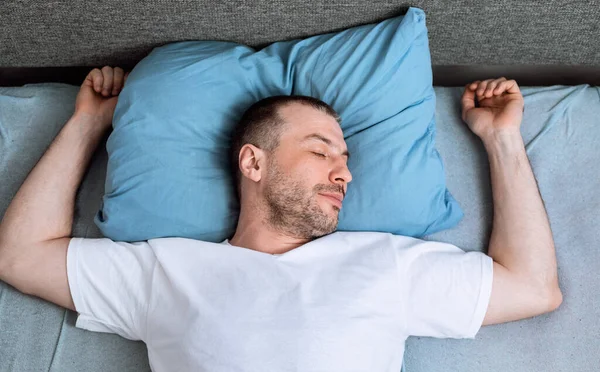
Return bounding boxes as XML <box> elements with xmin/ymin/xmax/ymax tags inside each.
<box><xmin>410</xmin><ymin>85</ymin><xmax>600</xmax><ymax>371</ymax></box>
<box><xmin>1</xmin><ymin>83</ymin><xmax>599</xmax><ymax>371</ymax></box>
<box><xmin>0</xmin><ymin>84</ymin><xmax>149</xmax><ymax>372</ymax></box>
<box><xmin>1</xmin><ymin>0</ymin><xmax>599</xmax><ymax>68</ymax></box>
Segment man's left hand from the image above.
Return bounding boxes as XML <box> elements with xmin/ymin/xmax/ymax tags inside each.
<box><xmin>75</xmin><ymin>66</ymin><xmax>129</xmax><ymax>131</ymax></box>
<box><xmin>460</xmin><ymin>77</ymin><xmax>524</xmax><ymax>142</ymax></box>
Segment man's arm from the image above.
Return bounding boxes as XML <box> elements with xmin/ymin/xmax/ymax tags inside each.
<box><xmin>0</xmin><ymin>66</ymin><xmax>127</xmax><ymax>310</ymax></box>
<box><xmin>482</xmin><ymin>130</ymin><xmax>562</xmax><ymax>324</ymax></box>
<box><xmin>461</xmin><ymin>78</ymin><xmax>562</xmax><ymax>326</ymax></box>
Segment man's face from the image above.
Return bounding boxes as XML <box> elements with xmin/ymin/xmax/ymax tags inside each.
<box><xmin>262</xmin><ymin>103</ymin><xmax>352</xmax><ymax>239</ymax></box>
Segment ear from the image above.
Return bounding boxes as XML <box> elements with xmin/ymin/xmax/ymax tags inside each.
<box><xmin>239</xmin><ymin>144</ymin><xmax>265</xmax><ymax>184</ymax></box>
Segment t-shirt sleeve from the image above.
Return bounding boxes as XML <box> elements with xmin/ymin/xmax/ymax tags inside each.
<box><xmin>396</xmin><ymin>237</ymin><xmax>493</xmax><ymax>339</ymax></box>
<box><xmin>67</xmin><ymin>237</ymin><xmax>157</xmax><ymax>341</ymax></box>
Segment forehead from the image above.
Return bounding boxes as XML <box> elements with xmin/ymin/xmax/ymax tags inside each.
<box><xmin>277</xmin><ymin>102</ymin><xmax>344</xmax><ymax>143</ymax></box>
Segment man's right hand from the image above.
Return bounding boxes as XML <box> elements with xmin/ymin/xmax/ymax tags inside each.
<box><xmin>460</xmin><ymin>77</ymin><xmax>525</xmax><ymax>141</ymax></box>
<box><xmin>75</xmin><ymin>66</ymin><xmax>129</xmax><ymax>133</ymax></box>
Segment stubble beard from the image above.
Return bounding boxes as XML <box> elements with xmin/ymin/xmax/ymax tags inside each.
<box><xmin>263</xmin><ymin>159</ymin><xmax>339</xmax><ymax>239</ymax></box>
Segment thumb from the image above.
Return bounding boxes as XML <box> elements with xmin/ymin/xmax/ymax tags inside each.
<box><xmin>460</xmin><ymin>85</ymin><xmax>476</xmax><ymax>122</ymax></box>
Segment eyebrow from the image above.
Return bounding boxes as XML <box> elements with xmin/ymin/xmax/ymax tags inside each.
<box><xmin>302</xmin><ymin>133</ymin><xmax>350</xmax><ymax>160</ymax></box>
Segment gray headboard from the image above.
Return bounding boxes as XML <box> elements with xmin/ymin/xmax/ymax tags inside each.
<box><xmin>2</xmin><ymin>0</ymin><xmax>599</xmax><ymax>86</ymax></box>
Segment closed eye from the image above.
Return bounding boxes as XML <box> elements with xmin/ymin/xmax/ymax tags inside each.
<box><xmin>312</xmin><ymin>152</ymin><xmax>327</xmax><ymax>158</ymax></box>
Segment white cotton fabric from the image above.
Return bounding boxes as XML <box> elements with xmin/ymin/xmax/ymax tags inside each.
<box><xmin>67</xmin><ymin>231</ymin><xmax>493</xmax><ymax>372</ymax></box>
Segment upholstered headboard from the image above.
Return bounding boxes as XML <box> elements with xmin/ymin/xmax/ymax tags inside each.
<box><xmin>1</xmin><ymin>0</ymin><xmax>599</xmax><ymax>86</ymax></box>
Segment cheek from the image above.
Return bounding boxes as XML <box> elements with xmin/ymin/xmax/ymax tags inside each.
<box><xmin>273</xmin><ymin>161</ymin><xmax>311</xmax><ymax>188</ymax></box>
<box><xmin>298</xmin><ymin>161</ymin><xmax>328</xmax><ymax>185</ymax></box>
<box><xmin>281</xmin><ymin>155</ymin><xmax>329</xmax><ymax>188</ymax></box>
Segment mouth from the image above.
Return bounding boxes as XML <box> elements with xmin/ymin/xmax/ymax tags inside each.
<box><xmin>319</xmin><ymin>193</ymin><xmax>343</xmax><ymax>209</ymax></box>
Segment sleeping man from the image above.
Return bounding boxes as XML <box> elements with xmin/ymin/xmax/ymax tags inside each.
<box><xmin>0</xmin><ymin>66</ymin><xmax>561</xmax><ymax>371</ymax></box>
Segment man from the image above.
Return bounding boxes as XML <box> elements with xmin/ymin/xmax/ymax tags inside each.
<box><xmin>0</xmin><ymin>66</ymin><xmax>561</xmax><ymax>371</ymax></box>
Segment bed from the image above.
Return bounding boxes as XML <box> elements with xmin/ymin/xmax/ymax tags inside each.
<box><xmin>1</xmin><ymin>1</ymin><xmax>599</xmax><ymax>371</ymax></box>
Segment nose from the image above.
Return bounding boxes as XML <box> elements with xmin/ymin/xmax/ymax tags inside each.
<box><xmin>330</xmin><ymin>159</ymin><xmax>353</xmax><ymax>189</ymax></box>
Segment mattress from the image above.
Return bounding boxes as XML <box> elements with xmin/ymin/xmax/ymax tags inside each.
<box><xmin>0</xmin><ymin>83</ymin><xmax>598</xmax><ymax>372</ymax></box>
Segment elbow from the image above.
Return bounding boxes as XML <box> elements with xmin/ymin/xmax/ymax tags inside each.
<box><xmin>0</xmin><ymin>242</ymin><xmax>32</xmax><ymax>296</ymax></box>
<box><xmin>0</xmin><ymin>241</ymin><xmax>8</xmax><ymax>279</ymax></box>
<box><xmin>541</xmin><ymin>285</ymin><xmax>563</xmax><ymax>313</ymax></box>
<box><xmin>548</xmin><ymin>287</ymin><xmax>563</xmax><ymax>312</ymax></box>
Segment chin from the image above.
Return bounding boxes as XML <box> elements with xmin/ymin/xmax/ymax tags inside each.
<box><xmin>327</xmin><ymin>210</ymin><xmax>340</xmax><ymax>225</ymax></box>
<box><xmin>321</xmin><ymin>208</ymin><xmax>339</xmax><ymax>221</ymax></box>
<box><xmin>319</xmin><ymin>199</ymin><xmax>339</xmax><ymax>212</ymax></box>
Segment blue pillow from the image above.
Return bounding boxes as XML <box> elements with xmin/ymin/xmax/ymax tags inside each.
<box><xmin>96</xmin><ymin>7</ymin><xmax>463</xmax><ymax>242</ymax></box>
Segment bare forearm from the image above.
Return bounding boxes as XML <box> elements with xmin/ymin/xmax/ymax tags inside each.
<box><xmin>0</xmin><ymin>113</ymin><xmax>106</xmax><ymax>245</ymax></box>
<box><xmin>483</xmin><ymin>131</ymin><xmax>559</xmax><ymax>290</ymax></box>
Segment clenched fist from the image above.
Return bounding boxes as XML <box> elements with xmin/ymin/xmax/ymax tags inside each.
<box><xmin>461</xmin><ymin>77</ymin><xmax>525</xmax><ymax>141</ymax></box>
<box><xmin>75</xmin><ymin>66</ymin><xmax>129</xmax><ymax>131</ymax></box>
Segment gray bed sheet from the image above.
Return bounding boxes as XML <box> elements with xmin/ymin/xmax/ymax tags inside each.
<box><xmin>0</xmin><ymin>83</ymin><xmax>598</xmax><ymax>372</ymax></box>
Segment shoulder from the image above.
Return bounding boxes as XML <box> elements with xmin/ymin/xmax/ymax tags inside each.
<box><xmin>328</xmin><ymin>231</ymin><xmax>472</xmax><ymax>256</ymax></box>
<box><xmin>326</xmin><ymin>231</ymin><xmax>427</xmax><ymax>249</ymax></box>
<box><xmin>147</xmin><ymin>237</ymin><xmax>227</xmax><ymax>249</ymax></box>
<box><xmin>145</xmin><ymin>237</ymin><xmax>235</xmax><ymax>263</ymax></box>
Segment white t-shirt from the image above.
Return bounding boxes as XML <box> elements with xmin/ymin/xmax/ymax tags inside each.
<box><xmin>67</xmin><ymin>231</ymin><xmax>493</xmax><ymax>372</ymax></box>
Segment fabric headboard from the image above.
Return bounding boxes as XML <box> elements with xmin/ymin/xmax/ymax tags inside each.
<box><xmin>2</xmin><ymin>0</ymin><xmax>599</xmax><ymax>86</ymax></box>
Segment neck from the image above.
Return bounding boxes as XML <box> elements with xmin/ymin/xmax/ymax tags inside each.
<box><xmin>229</xmin><ymin>201</ymin><xmax>312</xmax><ymax>255</ymax></box>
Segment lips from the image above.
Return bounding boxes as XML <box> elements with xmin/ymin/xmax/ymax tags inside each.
<box><xmin>319</xmin><ymin>193</ymin><xmax>344</xmax><ymax>208</ymax></box>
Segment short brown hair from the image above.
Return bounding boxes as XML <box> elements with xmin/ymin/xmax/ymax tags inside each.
<box><xmin>229</xmin><ymin>95</ymin><xmax>340</xmax><ymax>200</ymax></box>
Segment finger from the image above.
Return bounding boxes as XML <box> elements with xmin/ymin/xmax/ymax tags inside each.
<box><xmin>460</xmin><ymin>84</ymin><xmax>476</xmax><ymax>121</ymax></box>
<box><xmin>492</xmin><ymin>77</ymin><xmax>508</xmax><ymax>94</ymax></box>
<box><xmin>484</xmin><ymin>81</ymin><xmax>497</xmax><ymax>98</ymax></box>
<box><xmin>486</xmin><ymin>77</ymin><xmax>506</xmax><ymax>97</ymax></box>
<box><xmin>494</xmin><ymin>79</ymin><xmax>519</xmax><ymax>95</ymax></box>
<box><xmin>89</xmin><ymin>68</ymin><xmax>103</xmax><ymax>93</ymax></box>
<box><xmin>101</xmin><ymin>66</ymin><xmax>114</xmax><ymax>96</ymax></box>
<box><xmin>469</xmin><ymin>80</ymin><xmax>481</xmax><ymax>90</ymax></box>
<box><xmin>477</xmin><ymin>79</ymin><xmax>493</xmax><ymax>97</ymax></box>
<box><xmin>124</xmin><ymin>71</ymin><xmax>130</xmax><ymax>84</ymax></box>
<box><xmin>504</xmin><ymin>79</ymin><xmax>520</xmax><ymax>94</ymax></box>
<box><xmin>112</xmin><ymin>67</ymin><xmax>124</xmax><ymax>95</ymax></box>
